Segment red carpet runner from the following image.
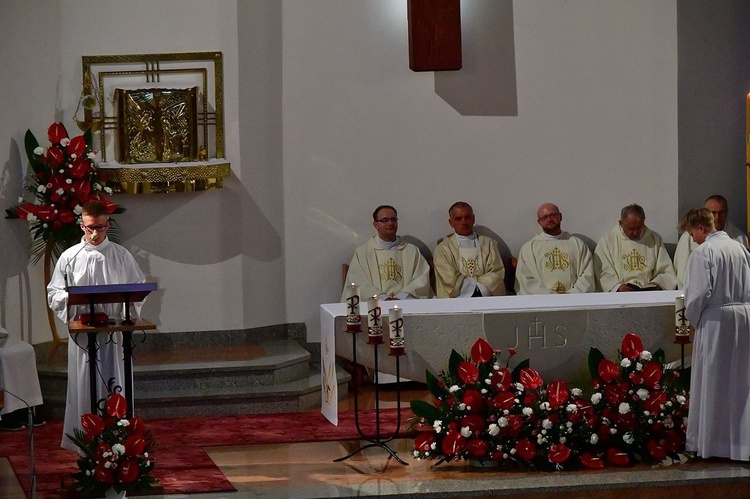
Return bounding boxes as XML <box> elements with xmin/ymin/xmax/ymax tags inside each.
<box><xmin>0</xmin><ymin>408</ymin><xmax>414</xmax><ymax>498</ymax></box>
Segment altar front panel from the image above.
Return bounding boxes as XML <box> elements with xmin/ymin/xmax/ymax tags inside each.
<box><xmin>323</xmin><ymin>291</ymin><xmax>684</xmax><ymax>383</ymax></box>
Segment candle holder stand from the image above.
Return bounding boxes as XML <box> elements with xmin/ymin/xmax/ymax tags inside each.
<box><xmin>674</xmin><ymin>325</ymin><xmax>691</xmax><ymax>369</ymax></box>
<box><xmin>334</xmin><ymin>316</ymin><xmax>408</xmax><ymax>465</ymax></box>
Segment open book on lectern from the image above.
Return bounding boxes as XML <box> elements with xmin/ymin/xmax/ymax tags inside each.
<box><xmin>67</xmin><ymin>282</ymin><xmax>157</xmax><ymax>325</ymax></box>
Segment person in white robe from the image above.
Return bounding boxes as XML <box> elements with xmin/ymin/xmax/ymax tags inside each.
<box><xmin>47</xmin><ymin>200</ymin><xmax>145</xmax><ymax>450</ymax></box>
<box><xmin>673</xmin><ymin>195</ymin><xmax>748</xmax><ymax>288</ymax></box>
<box><xmin>594</xmin><ymin>203</ymin><xmax>676</xmax><ymax>292</ymax></box>
<box><xmin>341</xmin><ymin>205</ymin><xmax>431</xmax><ymax>302</ymax></box>
<box><xmin>516</xmin><ymin>203</ymin><xmax>595</xmax><ymax>294</ymax></box>
<box><xmin>434</xmin><ymin>202</ymin><xmax>505</xmax><ymax>298</ymax></box>
<box><xmin>682</xmin><ymin>207</ymin><xmax>750</xmax><ymax>461</ymax></box>
<box><xmin>0</xmin><ymin>327</ymin><xmax>44</xmax><ymax>430</ymax></box>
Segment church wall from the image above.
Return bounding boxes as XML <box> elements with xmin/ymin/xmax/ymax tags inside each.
<box><xmin>281</xmin><ymin>1</ymin><xmax>680</xmax><ymax>341</ymax></box>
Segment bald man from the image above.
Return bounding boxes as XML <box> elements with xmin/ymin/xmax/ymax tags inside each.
<box><xmin>516</xmin><ymin>203</ymin><xmax>595</xmax><ymax>294</ymax></box>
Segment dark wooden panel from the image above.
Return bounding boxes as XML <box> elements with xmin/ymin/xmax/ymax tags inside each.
<box><xmin>408</xmin><ymin>0</ymin><xmax>462</xmax><ymax>72</ymax></box>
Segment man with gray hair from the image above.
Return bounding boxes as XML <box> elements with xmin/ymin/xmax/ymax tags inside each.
<box><xmin>594</xmin><ymin>203</ymin><xmax>676</xmax><ymax>292</ymax></box>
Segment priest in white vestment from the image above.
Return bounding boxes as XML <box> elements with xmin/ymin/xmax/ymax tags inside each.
<box><xmin>434</xmin><ymin>202</ymin><xmax>505</xmax><ymax>298</ymax></box>
<box><xmin>594</xmin><ymin>204</ymin><xmax>676</xmax><ymax>292</ymax></box>
<box><xmin>47</xmin><ymin>201</ymin><xmax>145</xmax><ymax>450</ymax></box>
<box><xmin>673</xmin><ymin>195</ymin><xmax>748</xmax><ymax>288</ymax></box>
<box><xmin>341</xmin><ymin>205</ymin><xmax>431</xmax><ymax>302</ymax></box>
<box><xmin>0</xmin><ymin>327</ymin><xmax>44</xmax><ymax>430</ymax></box>
<box><xmin>516</xmin><ymin>203</ymin><xmax>595</xmax><ymax>294</ymax></box>
<box><xmin>682</xmin><ymin>207</ymin><xmax>750</xmax><ymax>461</ymax></box>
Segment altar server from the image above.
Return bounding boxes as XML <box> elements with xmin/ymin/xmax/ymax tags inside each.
<box><xmin>342</xmin><ymin>205</ymin><xmax>431</xmax><ymax>301</ymax></box>
<box><xmin>594</xmin><ymin>203</ymin><xmax>676</xmax><ymax>292</ymax></box>
<box><xmin>682</xmin><ymin>207</ymin><xmax>750</xmax><ymax>461</ymax></box>
<box><xmin>516</xmin><ymin>203</ymin><xmax>595</xmax><ymax>294</ymax></box>
<box><xmin>47</xmin><ymin>200</ymin><xmax>145</xmax><ymax>450</ymax></box>
<box><xmin>434</xmin><ymin>202</ymin><xmax>505</xmax><ymax>298</ymax></box>
<box><xmin>673</xmin><ymin>195</ymin><xmax>748</xmax><ymax>288</ymax></box>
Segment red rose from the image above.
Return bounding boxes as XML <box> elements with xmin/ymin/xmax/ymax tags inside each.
<box><xmin>457</xmin><ymin>361</ymin><xmax>479</xmax><ymax>384</ymax></box>
<box><xmin>621</xmin><ymin>333</ymin><xmax>643</xmax><ymax>360</ymax></box>
<box><xmin>118</xmin><ymin>459</ymin><xmax>140</xmax><ymax>484</ymax></box>
<box><xmin>466</xmin><ymin>439</ymin><xmax>490</xmax><ymax>458</ymax></box>
<box><xmin>514</xmin><ymin>438</ymin><xmax>537</xmax><ymax>461</ymax></box>
<box><xmin>491</xmin><ymin>368</ymin><xmax>512</xmax><ymax>392</ymax></box>
<box><xmin>461</xmin><ymin>390</ymin><xmax>485</xmax><ymax>414</ymax></box>
<box><xmin>470</xmin><ymin>338</ymin><xmax>494</xmax><ymax>364</ymax></box>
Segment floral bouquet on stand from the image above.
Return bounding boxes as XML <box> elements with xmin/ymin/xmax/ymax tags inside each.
<box><xmin>409</xmin><ymin>333</ymin><xmax>690</xmax><ymax>470</ymax></box>
<box><xmin>67</xmin><ymin>393</ymin><xmax>156</xmax><ymax>497</ymax></box>
<box><xmin>5</xmin><ymin>122</ymin><xmax>123</xmax><ymax>263</ymax></box>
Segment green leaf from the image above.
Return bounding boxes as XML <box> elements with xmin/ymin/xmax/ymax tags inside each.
<box><xmin>409</xmin><ymin>399</ymin><xmax>441</xmax><ymax>422</ymax></box>
<box><xmin>425</xmin><ymin>370</ymin><xmax>442</xmax><ymax>398</ymax></box>
<box><xmin>652</xmin><ymin>348</ymin><xmax>666</xmax><ymax>366</ymax></box>
<box><xmin>588</xmin><ymin>347</ymin><xmax>605</xmax><ymax>379</ymax></box>
<box><xmin>511</xmin><ymin>358</ymin><xmax>529</xmax><ymax>381</ymax></box>
<box><xmin>448</xmin><ymin>349</ymin><xmax>463</xmax><ymax>380</ymax></box>
<box><xmin>24</xmin><ymin>129</ymin><xmax>42</xmax><ymax>172</ymax></box>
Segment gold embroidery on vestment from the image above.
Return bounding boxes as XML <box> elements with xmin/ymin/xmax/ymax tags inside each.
<box><xmin>622</xmin><ymin>248</ymin><xmax>647</xmax><ymax>271</ymax></box>
<box><xmin>379</xmin><ymin>258</ymin><xmax>403</xmax><ymax>283</ymax></box>
<box><xmin>461</xmin><ymin>255</ymin><xmax>481</xmax><ymax>278</ymax></box>
<box><xmin>544</xmin><ymin>247</ymin><xmax>569</xmax><ymax>271</ymax></box>
<box><xmin>551</xmin><ymin>281</ymin><xmax>567</xmax><ymax>294</ymax></box>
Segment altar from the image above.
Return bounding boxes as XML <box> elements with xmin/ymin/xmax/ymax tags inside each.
<box><xmin>322</xmin><ymin>291</ymin><xmax>685</xmax><ymax>383</ymax></box>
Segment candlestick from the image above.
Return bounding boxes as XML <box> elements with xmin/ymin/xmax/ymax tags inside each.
<box><xmin>388</xmin><ymin>306</ymin><xmax>405</xmax><ymax>356</ymax></box>
<box><xmin>367</xmin><ymin>295</ymin><xmax>384</xmax><ymax>344</ymax></box>
<box><xmin>675</xmin><ymin>295</ymin><xmax>690</xmax><ymax>344</ymax></box>
<box><xmin>344</xmin><ymin>283</ymin><xmax>361</xmax><ymax>333</ymax></box>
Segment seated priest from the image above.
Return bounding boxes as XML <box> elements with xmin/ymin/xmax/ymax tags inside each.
<box><xmin>434</xmin><ymin>201</ymin><xmax>506</xmax><ymax>298</ymax></box>
<box><xmin>594</xmin><ymin>203</ymin><xmax>677</xmax><ymax>292</ymax></box>
<box><xmin>0</xmin><ymin>327</ymin><xmax>45</xmax><ymax>431</ymax></box>
<box><xmin>516</xmin><ymin>203</ymin><xmax>595</xmax><ymax>294</ymax></box>
<box><xmin>47</xmin><ymin>200</ymin><xmax>145</xmax><ymax>450</ymax></box>
<box><xmin>673</xmin><ymin>194</ymin><xmax>748</xmax><ymax>288</ymax></box>
<box><xmin>341</xmin><ymin>205</ymin><xmax>431</xmax><ymax>302</ymax></box>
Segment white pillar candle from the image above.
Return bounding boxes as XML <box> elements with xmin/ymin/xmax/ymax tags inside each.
<box><xmin>389</xmin><ymin>306</ymin><xmax>404</xmax><ymax>340</ymax></box>
<box><xmin>367</xmin><ymin>295</ymin><xmax>382</xmax><ymax>329</ymax></box>
<box><xmin>675</xmin><ymin>296</ymin><xmax>686</xmax><ymax>327</ymax></box>
<box><xmin>344</xmin><ymin>283</ymin><xmax>360</xmax><ymax>317</ymax></box>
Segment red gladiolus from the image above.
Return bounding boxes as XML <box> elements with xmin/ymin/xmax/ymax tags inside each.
<box><xmin>118</xmin><ymin>459</ymin><xmax>140</xmax><ymax>484</ymax></box>
<box><xmin>462</xmin><ymin>389</ymin><xmax>485</xmax><ymax>414</ymax></box>
<box><xmin>441</xmin><ymin>432</ymin><xmax>466</xmax><ymax>456</ymax></box>
<box><xmin>414</xmin><ymin>433</ymin><xmax>435</xmax><ymax>453</ymax></box>
<box><xmin>647</xmin><ymin>439</ymin><xmax>667</xmax><ymax>460</ymax></box>
<box><xmin>519</xmin><ymin>367</ymin><xmax>543</xmax><ymax>390</ymax></box>
<box><xmin>597</xmin><ymin>359</ymin><xmax>619</xmax><ymax>383</ymax></box>
<box><xmin>45</xmin><ymin>146</ymin><xmax>64</xmax><ymax>168</ymax></box>
<box><xmin>621</xmin><ymin>333</ymin><xmax>643</xmax><ymax>360</ymax></box>
<box><xmin>460</xmin><ymin>414</ymin><xmax>486</xmax><ymax>436</ymax></box>
<box><xmin>125</xmin><ymin>434</ymin><xmax>146</xmax><ymax>456</ymax></box>
<box><xmin>466</xmin><ymin>439</ymin><xmax>490</xmax><ymax>458</ymax></box>
<box><xmin>471</xmin><ymin>338</ymin><xmax>493</xmax><ymax>364</ymax></box>
<box><xmin>491</xmin><ymin>368</ymin><xmax>512</xmax><ymax>391</ymax></box>
<box><xmin>641</xmin><ymin>362</ymin><xmax>662</xmax><ymax>389</ymax></box>
<box><xmin>548</xmin><ymin>443</ymin><xmax>571</xmax><ymax>463</ymax></box>
<box><xmin>514</xmin><ymin>438</ymin><xmax>537</xmax><ymax>461</ymax></box>
<box><xmin>81</xmin><ymin>413</ymin><xmax>105</xmax><ymax>440</ymax></box>
<box><xmin>580</xmin><ymin>452</ymin><xmax>605</xmax><ymax>469</ymax></box>
<box><xmin>547</xmin><ymin>380</ymin><xmax>569</xmax><ymax>409</ymax></box>
<box><xmin>48</xmin><ymin>122</ymin><xmax>68</xmax><ymax>144</ymax></box>
<box><xmin>606</xmin><ymin>448</ymin><xmax>630</xmax><ymax>466</ymax></box>
<box><xmin>106</xmin><ymin>393</ymin><xmax>128</xmax><ymax>418</ymax></box>
<box><xmin>94</xmin><ymin>464</ymin><xmax>115</xmax><ymax>485</ymax></box>
<box><xmin>458</xmin><ymin>361</ymin><xmax>479</xmax><ymax>384</ymax></box>
<box><xmin>493</xmin><ymin>391</ymin><xmax>515</xmax><ymax>411</ymax></box>
<box><xmin>67</xmin><ymin>135</ymin><xmax>87</xmax><ymax>157</ymax></box>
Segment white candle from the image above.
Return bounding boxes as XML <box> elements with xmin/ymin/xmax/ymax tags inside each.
<box><xmin>675</xmin><ymin>296</ymin><xmax>686</xmax><ymax>327</ymax></box>
<box><xmin>344</xmin><ymin>283</ymin><xmax>360</xmax><ymax>317</ymax></box>
<box><xmin>389</xmin><ymin>306</ymin><xmax>404</xmax><ymax>340</ymax></box>
<box><xmin>367</xmin><ymin>295</ymin><xmax>382</xmax><ymax>329</ymax></box>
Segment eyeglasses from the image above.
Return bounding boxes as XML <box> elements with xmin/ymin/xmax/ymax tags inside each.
<box><xmin>376</xmin><ymin>217</ymin><xmax>398</xmax><ymax>224</ymax></box>
<box><xmin>82</xmin><ymin>223</ymin><xmax>109</xmax><ymax>232</ymax></box>
<box><xmin>537</xmin><ymin>213</ymin><xmax>561</xmax><ymax>222</ymax></box>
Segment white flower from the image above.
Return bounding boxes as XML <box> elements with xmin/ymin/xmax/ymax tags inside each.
<box><xmin>460</xmin><ymin>426</ymin><xmax>472</xmax><ymax>438</ymax></box>
<box><xmin>493</xmin><ymin>364</ymin><xmax>500</xmax><ymax>370</ymax></box>
<box><xmin>488</xmin><ymin>423</ymin><xmax>500</xmax><ymax>436</ymax></box>
<box><xmin>70</xmin><ymin>153</ymin><xmax>77</xmax><ymax>159</ymax></box>
<box><xmin>566</xmin><ymin>404</ymin><xmax>578</xmax><ymax>413</ymax></box>
<box><xmin>635</xmin><ymin>362</ymin><xmax>643</xmax><ymax>371</ymax></box>
<box><xmin>37</xmin><ymin>185</ymin><xmax>46</xmax><ymax>193</ymax></box>
<box><xmin>537</xmin><ymin>435</ymin><xmax>545</xmax><ymax>444</ymax></box>
<box><xmin>619</xmin><ymin>402</ymin><xmax>631</xmax><ymax>414</ymax></box>
<box><xmin>430</xmin><ymin>442</ymin><xmax>436</xmax><ymax>450</ymax></box>
<box><xmin>33</xmin><ymin>146</ymin><xmax>45</xmax><ymax>156</ymax></box>
<box><xmin>522</xmin><ymin>407</ymin><xmax>533</xmax><ymax>416</ymax></box>
<box><xmin>591</xmin><ymin>393</ymin><xmax>602</xmax><ymax>404</ymax></box>
<box><xmin>117</xmin><ymin>419</ymin><xmax>130</xmax><ymax>427</ymax></box>
<box><xmin>65</xmin><ymin>179</ymin><xmax>72</xmax><ymax>184</ymax></box>
<box><xmin>503</xmin><ymin>453</ymin><xmax>508</xmax><ymax>459</ymax></box>
<box><xmin>60</xmin><ymin>138</ymin><xmax>71</xmax><ymax>147</ymax></box>
<box><xmin>58</xmin><ymin>169</ymin><xmax>64</xmax><ymax>174</ymax></box>
<box><xmin>93</xmin><ymin>182</ymin><xmax>103</xmax><ymax>191</ymax></box>
<box><xmin>424</xmin><ymin>451</ymin><xmax>429</xmax><ymax>457</ymax></box>
<box><xmin>26</xmin><ymin>214</ymin><xmax>38</xmax><ymax>223</ymax></box>
<box><xmin>590</xmin><ymin>434</ymin><xmax>599</xmax><ymax>445</ymax></box>
<box><xmin>433</xmin><ymin>420</ymin><xmax>443</xmax><ymax>433</ymax></box>
<box><xmin>610</xmin><ymin>428</ymin><xmax>617</xmax><ymax>434</ymax></box>
<box><xmin>637</xmin><ymin>389</ymin><xmax>650</xmax><ymax>400</ymax></box>
<box><xmin>85</xmin><ymin>469</ymin><xmax>92</xmax><ymax>476</ymax></box>
<box><xmin>510</xmin><ymin>448</ymin><xmax>517</xmax><ymax>455</ymax></box>
<box><xmin>621</xmin><ymin>358</ymin><xmax>631</xmax><ymax>368</ymax></box>
<box><xmin>623</xmin><ymin>432</ymin><xmax>635</xmax><ymax>445</ymax></box>
<box><xmin>459</xmin><ymin>403</ymin><xmax>467</xmax><ymax>411</ymax></box>
<box><xmin>498</xmin><ymin>417</ymin><xmax>508</xmax><ymax>428</ymax></box>
<box><xmin>542</xmin><ymin>419</ymin><xmax>553</xmax><ymax>430</ymax></box>
<box><xmin>640</xmin><ymin>350</ymin><xmax>652</xmax><ymax>361</ymax></box>
<box><xmin>104</xmin><ymin>186</ymin><xmax>113</xmax><ymax>194</ymax></box>
<box><xmin>104</xmin><ymin>461</ymin><xmax>112</xmax><ymax>469</ymax></box>
<box><xmin>566</xmin><ymin>421</ymin><xmax>573</xmax><ymax>428</ymax></box>
<box><xmin>559</xmin><ymin>436</ymin><xmax>566</xmax><ymax>444</ymax></box>
<box><xmin>539</xmin><ymin>402</ymin><xmax>550</xmax><ymax>411</ymax></box>
<box><xmin>55</xmin><ymin>188</ymin><xmax>64</xmax><ymax>196</ymax></box>
<box><xmin>448</xmin><ymin>385</ymin><xmax>460</xmax><ymax>393</ymax></box>
<box><xmin>676</xmin><ymin>395</ymin><xmax>686</xmax><ymax>405</ymax></box>
<box><xmin>413</xmin><ymin>450</ymin><xmax>420</xmax><ymax>457</ymax></box>
<box><xmin>571</xmin><ymin>388</ymin><xmax>582</xmax><ymax>397</ymax></box>
<box><xmin>17</xmin><ymin>197</ymin><xmax>24</xmax><ymax>203</ymax></box>
<box><xmin>481</xmin><ymin>388</ymin><xmax>488</xmax><ymax>394</ymax></box>
<box><xmin>74</xmin><ymin>205</ymin><xmax>83</xmax><ymax>215</ymax></box>
<box><xmin>112</xmin><ymin>443</ymin><xmax>126</xmax><ymax>455</ymax></box>
<box><xmin>515</xmin><ymin>383</ymin><xmax>525</xmax><ymax>392</ymax></box>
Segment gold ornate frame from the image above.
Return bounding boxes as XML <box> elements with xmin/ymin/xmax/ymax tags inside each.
<box><xmin>80</xmin><ymin>52</ymin><xmax>230</xmax><ymax>193</ymax></box>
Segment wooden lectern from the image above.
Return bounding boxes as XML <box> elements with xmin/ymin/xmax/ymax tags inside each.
<box><xmin>67</xmin><ymin>282</ymin><xmax>157</xmax><ymax>418</ymax></box>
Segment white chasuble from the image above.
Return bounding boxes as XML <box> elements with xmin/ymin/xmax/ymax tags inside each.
<box><xmin>516</xmin><ymin>233</ymin><xmax>594</xmax><ymax>295</ymax></box>
<box><xmin>374</xmin><ymin>249</ymin><xmax>405</xmax><ymax>298</ymax></box>
<box><xmin>434</xmin><ymin>234</ymin><xmax>505</xmax><ymax>298</ymax></box>
<box><xmin>458</xmin><ymin>245</ymin><xmax>485</xmax><ymax>280</ymax></box>
<box><xmin>673</xmin><ymin>222</ymin><xmax>748</xmax><ymax>289</ymax></box>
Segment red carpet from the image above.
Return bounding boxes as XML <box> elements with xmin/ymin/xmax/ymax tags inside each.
<box><xmin>0</xmin><ymin>408</ymin><xmax>414</xmax><ymax>498</ymax></box>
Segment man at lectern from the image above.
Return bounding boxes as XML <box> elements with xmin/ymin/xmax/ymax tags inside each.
<box><xmin>47</xmin><ymin>200</ymin><xmax>145</xmax><ymax>450</ymax></box>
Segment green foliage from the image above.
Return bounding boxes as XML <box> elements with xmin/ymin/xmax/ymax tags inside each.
<box><xmin>588</xmin><ymin>346</ymin><xmax>605</xmax><ymax>379</ymax></box>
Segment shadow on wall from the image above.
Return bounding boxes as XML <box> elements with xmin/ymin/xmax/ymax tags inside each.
<box><xmin>435</xmin><ymin>0</ymin><xmax>517</xmax><ymax>117</ymax></box>
<box><xmin>0</xmin><ymin>138</ymin><xmax>35</xmax><ymax>340</ymax></box>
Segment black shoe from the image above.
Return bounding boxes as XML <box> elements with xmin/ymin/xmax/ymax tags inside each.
<box><xmin>0</xmin><ymin>418</ymin><xmax>24</xmax><ymax>432</ymax></box>
<box><xmin>29</xmin><ymin>415</ymin><xmax>46</xmax><ymax>427</ymax></box>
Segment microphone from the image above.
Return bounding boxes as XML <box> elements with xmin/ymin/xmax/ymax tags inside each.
<box><xmin>63</xmin><ymin>231</ymin><xmax>98</xmax><ymax>289</ymax></box>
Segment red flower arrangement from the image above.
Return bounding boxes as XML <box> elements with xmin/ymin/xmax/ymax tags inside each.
<box><xmin>5</xmin><ymin>122</ymin><xmax>123</xmax><ymax>263</ymax></box>
<box><xmin>410</xmin><ymin>333</ymin><xmax>689</xmax><ymax>470</ymax></box>
<box><xmin>67</xmin><ymin>393</ymin><xmax>156</xmax><ymax>496</ymax></box>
